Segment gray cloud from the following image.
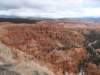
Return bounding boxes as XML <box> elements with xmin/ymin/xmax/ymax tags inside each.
<box><xmin>0</xmin><ymin>0</ymin><xmax>100</xmax><ymax>18</ymax></box>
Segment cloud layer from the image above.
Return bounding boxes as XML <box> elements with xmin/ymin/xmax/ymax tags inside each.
<box><xmin>0</xmin><ymin>0</ymin><xmax>100</xmax><ymax>18</ymax></box>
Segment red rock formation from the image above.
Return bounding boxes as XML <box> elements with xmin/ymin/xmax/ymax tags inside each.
<box><xmin>0</xmin><ymin>21</ymin><xmax>99</xmax><ymax>75</ymax></box>
<box><xmin>86</xmin><ymin>63</ymin><xmax>100</xmax><ymax>75</ymax></box>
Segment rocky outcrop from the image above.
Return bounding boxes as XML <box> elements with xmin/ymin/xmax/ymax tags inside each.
<box><xmin>0</xmin><ymin>21</ymin><xmax>99</xmax><ymax>75</ymax></box>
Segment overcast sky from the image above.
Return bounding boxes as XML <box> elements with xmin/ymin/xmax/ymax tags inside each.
<box><xmin>0</xmin><ymin>0</ymin><xmax>100</xmax><ymax>18</ymax></box>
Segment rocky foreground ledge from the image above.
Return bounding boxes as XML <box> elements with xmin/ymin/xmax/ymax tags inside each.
<box><xmin>0</xmin><ymin>21</ymin><xmax>99</xmax><ymax>75</ymax></box>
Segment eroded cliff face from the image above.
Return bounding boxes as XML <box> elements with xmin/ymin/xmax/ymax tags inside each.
<box><xmin>0</xmin><ymin>21</ymin><xmax>99</xmax><ymax>75</ymax></box>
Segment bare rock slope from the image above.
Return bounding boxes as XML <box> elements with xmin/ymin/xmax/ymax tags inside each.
<box><xmin>0</xmin><ymin>21</ymin><xmax>99</xmax><ymax>75</ymax></box>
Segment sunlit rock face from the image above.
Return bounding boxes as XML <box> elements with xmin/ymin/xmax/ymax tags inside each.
<box><xmin>0</xmin><ymin>21</ymin><xmax>99</xmax><ymax>75</ymax></box>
